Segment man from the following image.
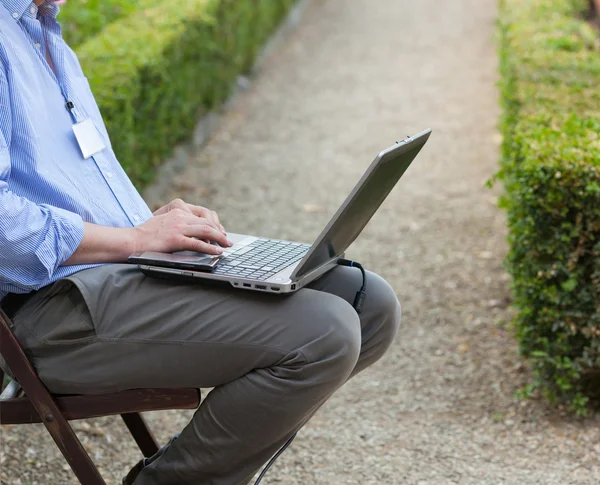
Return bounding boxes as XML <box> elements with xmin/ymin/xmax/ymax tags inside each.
<box><xmin>0</xmin><ymin>1</ymin><xmax>401</xmax><ymax>483</ymax></box>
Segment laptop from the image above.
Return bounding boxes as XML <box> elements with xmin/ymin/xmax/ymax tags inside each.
<box><xmin>129</xmin><ymin>129</ymin><xmax>431</xmax><ymax>293</ymax></box>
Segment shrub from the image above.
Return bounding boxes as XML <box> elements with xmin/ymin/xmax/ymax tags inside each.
<box><xmin>498</xmin><ymin>0</ymin><xmax>600</xmax><ymax>413</ymax></box>
<box><xmin>59</xmin><ymin>0</ymin><xmax>144</xmax><ymax>47</ymax></box>
<box><xmin>76</xmin><ymin>0</ymin><xmax>296</xmax><ymax>188</ymax></box>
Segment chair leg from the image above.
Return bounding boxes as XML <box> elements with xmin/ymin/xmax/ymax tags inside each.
<box><xmin>41</xmin><ymin>414</ymin><xmax>107</xmax><ymax>485</ymax></box>
<box><xmin>121</xmin><ymin>413</ymin><xmax>160</xmax><ymax>457</ymax></box>
<box><xmin>0</xmin><ymin>315</ymin><xmax>106</xmax><ymax>485</ymax></box>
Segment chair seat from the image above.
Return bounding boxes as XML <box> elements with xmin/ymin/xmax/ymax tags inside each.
<box><xmin>0</xmin><ymin>388</ymin><xmax>201</xmax><ymax>425</ymax></box>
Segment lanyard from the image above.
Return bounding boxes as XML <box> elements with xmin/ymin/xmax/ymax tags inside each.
<box><xmin>30</xmin><ymin>14</ymin><xmax>83</xmax><ymax>123</ymax></box>
<box><xmin>35</xmin><ymin>16</ymin><xmax>105</xmax><ymax>158</ymax></box>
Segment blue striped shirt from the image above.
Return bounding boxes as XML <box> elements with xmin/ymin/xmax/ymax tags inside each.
<box><xmin>0</xmin><ymin>0</ymin><xmax>153</xmax><ymax>300</ymax></box>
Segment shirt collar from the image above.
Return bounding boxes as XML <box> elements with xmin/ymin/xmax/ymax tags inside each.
<box><xmin>1</xmin><ymin>0</ymin><xmax>33</xmax><ymax>20</ymax></box>
<box><xmin>38</xmin><ymin>1</ymin><xmax>58</xmax><ymax>18</ymax></box>
<box><xmin>1</xmin><ymin>0</ymin><xmax>58</xmax><ymax>20</ymax></box>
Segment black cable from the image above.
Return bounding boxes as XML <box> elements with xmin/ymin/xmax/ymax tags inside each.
<box><xmin>253</xmin><ymin>258</ymin><xmax>367</xmax><ymax>485</ymax></box>
<box><xmin>336</xmin><ymin>258</ymin><xmax>367</xmax><ymax>313</ymax></box>
<box><xmin>253</xmin><ymin>432</ymin><xmax>298</xmax><ymax>485</ymax></box>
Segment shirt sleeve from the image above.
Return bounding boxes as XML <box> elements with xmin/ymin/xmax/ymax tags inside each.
<box><xmin>0</xmin><ymin>67</ymin><xmax>84</xmax><ymax>292</ymax></box>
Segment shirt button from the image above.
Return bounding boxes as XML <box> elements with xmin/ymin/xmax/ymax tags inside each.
<box><xmin>133</xmin><ymin>215</ymin><xmax>141</xmax><ymax>222</ymax></box>
<box><xmin>105</xmin><ymin>171</ymin><xmax>113</xmax><ymax>178</ymax></box>
<box><xmin>30</xmin><ymin>7</ymin><xmax>36</xmax><ymax>14</ymax></box>
<box><xmin>35</xmin><ymin>43</ymin><xmax>41</xmax><ymax>49</ymax></box>
<box><xmin>12</xmin><ymin>12</ymin><xmax>18</xmax><ymax>18</ymax></box>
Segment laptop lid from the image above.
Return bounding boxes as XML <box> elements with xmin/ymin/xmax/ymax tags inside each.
<box><xmin>291</xmin><ymin>129</ymin><xmax>431</xmax><ymax>280</ymax></box>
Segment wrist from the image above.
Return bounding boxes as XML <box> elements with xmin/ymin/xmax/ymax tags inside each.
<box><xmin>65</xmin><ymin>223</ymin><xmax>143</xmax><ymax>266</ymax></box>
<box><xmin>125</xmin><ymin>227</ymin><xmax>141</xmax><ymax>256</ymax></box>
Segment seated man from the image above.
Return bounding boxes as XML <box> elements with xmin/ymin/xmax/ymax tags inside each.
<box><xmin>0</xmin><ymin>1</ymin><xmax>401</xmax><ymax>484</ymax></box>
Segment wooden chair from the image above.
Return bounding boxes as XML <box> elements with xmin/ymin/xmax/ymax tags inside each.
<box><xmin>0</xmin><ymin>309</ymin><xmax>201</xmax><ymax>485</ymax></box>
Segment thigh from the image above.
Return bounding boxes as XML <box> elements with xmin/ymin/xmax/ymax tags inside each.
<box><xmin>12</xmin><ymin>264</ymin><xmax>356</xmax><ymax>394</ymax></box>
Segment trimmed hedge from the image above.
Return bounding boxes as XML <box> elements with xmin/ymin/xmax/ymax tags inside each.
<box><xmin>59</xmin><ymin>0</ymin><xmax>144</xmax><ymax>47</ymax></box>
<box><xmin>498</xmin><ymin>0</ymin><xmax>600</xmax><ymax>413</ymax></box>
<box><xmin>76</xmin><ymin>0</ymin><xmax>296</xmax><ymax>188</ymax></box>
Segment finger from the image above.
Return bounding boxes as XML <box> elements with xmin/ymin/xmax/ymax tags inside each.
<box><xmin>170</xmin><ymin>199</ymin><xmax>192</xmax><ymax>213</ymax></box>
<box><xmin>181</xmin><ymin>237</ymin><xmax>225</xmax><ymax>255</ymax></box>
<box><xmin>209</xmin><ymin>210</ymin><xmax>221</xmax><ymax>227</ymax></box>
<box><xmin>153</xmin><ymin>198</ymin><xmax>188</xmax><ymax>216</ymax></box>
<box><xmin>183</xmin><ymin>224</ymin><xmax>233</xmax><ymax>248</ymax></box>
<box><xmin>186</xmin><ymin>204</ymin><xmax>210</xmax><ymax>218</ymax></box>
<box><xmin>187</xmin><ymin>205</ymin><xmax>224</xmax><ymax>232</ymax></box>
<box><xmin>153</xmin><ymin>203</ymin><xmax>173</xmax><ymax>216</ymax></box>
<box><xmin>204</xmin><ymin>209</ymin><xmax>222</xmax><ymax>231</ymax></box>
<box><xmin>176</xmin><ymin>212</ymin><xmax>221</xmax><ymax>232</ymax></box>
<box><xmin>191</xmin><ymin>216</ymin><xmax>224</xmax><ymax>235</ymax></box>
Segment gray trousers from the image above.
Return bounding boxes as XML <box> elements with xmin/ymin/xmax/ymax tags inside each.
<box><xmin>11</xmin><ymin>263</ymin><xmax>401</xmax><ymax>485</ymax></box>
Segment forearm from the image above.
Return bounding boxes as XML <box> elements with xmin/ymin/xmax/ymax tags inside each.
<box><xmin>64</xmin><ymin>203</ymin><xmax>234</xmax><ymax>266</ymax></box>
<box><xmin>63</xmin><ymin>222</ymin><xmax>137</xmax><ymax>266</ymax></box>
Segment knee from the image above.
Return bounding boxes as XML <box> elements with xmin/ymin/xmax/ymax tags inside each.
<box><xmin>297</xmin><ymin>293</ymin><xmax>361</xmax><ymax>388</ymax></box>
<box><xmin>364</xmin><ymin>272</ymin><xmax>402</xmax><ymax>358</ymax></box>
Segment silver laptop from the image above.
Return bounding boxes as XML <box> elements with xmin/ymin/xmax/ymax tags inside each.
<box><xmin>130</xmin><ymin>129</ymin><xmax>431</xmax><ymax>293</ymax></box>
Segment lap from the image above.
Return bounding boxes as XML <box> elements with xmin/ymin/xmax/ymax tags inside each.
<box><xmin>12</xmin><ymin>263</ymin><xmax>396</xmax><ymax>394</ymax></box>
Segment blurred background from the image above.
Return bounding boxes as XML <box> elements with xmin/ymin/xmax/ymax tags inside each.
<box><xmin>1</xmin><ymin>0</ymin><xmax>600</xmax><ymax>484</ymax></box>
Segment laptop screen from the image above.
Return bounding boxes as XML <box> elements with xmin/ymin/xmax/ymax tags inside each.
<box><xmin>292</xmin><ymin>131</ymin><xmax>430</xmax><ymax>279</ymax></box>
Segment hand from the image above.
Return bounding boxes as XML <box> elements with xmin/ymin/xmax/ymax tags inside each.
<box><xmin>134</xmin><ymin>208</ymin><xmax>233</xmax><ymax>256</ymax></box>
<box><xmin>153</xmin><ymin>198</ymin><xmax>226</xmax><ymax>233</ymax></box>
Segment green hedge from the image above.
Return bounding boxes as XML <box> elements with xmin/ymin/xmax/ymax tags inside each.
<box><xmin>59</xmin><ymin>0</ymin><xmax>145</xmax><ymax>47</ymax></box>
<box><xmin>76</xmin><ymin>0</ymin><xmax>296</xmax><ymax>188</ymax></box>
<box><xmin>498</xmin><ymin>0</ymin><xmax>600</xmax><ymax>413</ymax></box>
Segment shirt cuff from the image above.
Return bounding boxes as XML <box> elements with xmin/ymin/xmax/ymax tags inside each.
<box><xmin>36</xmin><ymin>205</ymin><xmax>85</xmax><ymax>272</ymax></box>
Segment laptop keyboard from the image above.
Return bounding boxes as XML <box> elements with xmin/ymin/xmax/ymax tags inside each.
<box><xmin>214</xmin><ymin>239</ymin><xmax>311</xmax><ymax>281</ymax></box>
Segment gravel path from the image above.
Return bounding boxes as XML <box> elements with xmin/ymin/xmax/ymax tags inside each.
<box><xmin>2</xmin><ymin>0</ymin><xmax>600</xmax><ymax>484</ymax></box>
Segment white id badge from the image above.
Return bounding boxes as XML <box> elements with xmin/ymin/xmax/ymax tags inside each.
<box><xmin>72</xmin><ymin>119</ymin><xmax>106</xmax><ymax>159</ymax></box>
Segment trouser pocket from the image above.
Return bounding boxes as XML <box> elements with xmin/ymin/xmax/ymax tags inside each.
<box><xmin>16</xmin><ymin>279</ymin><xmax>96</xmax><ymax>346</ymax></box>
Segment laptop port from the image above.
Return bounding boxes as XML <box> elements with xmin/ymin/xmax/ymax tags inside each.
<box><xmin>255</xmin><ymin>285</ymin><xmax>267</xmax><ymax>290</ymax></box>
<box><xmin>270</xmin><ymin>287</ymin><xmax>281</xmax><ymax>292</ymax></box>
<box><xmin>243</xmin><ymin>283</ymin><xmax>252</xmax><ymax>288</ymax></box>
